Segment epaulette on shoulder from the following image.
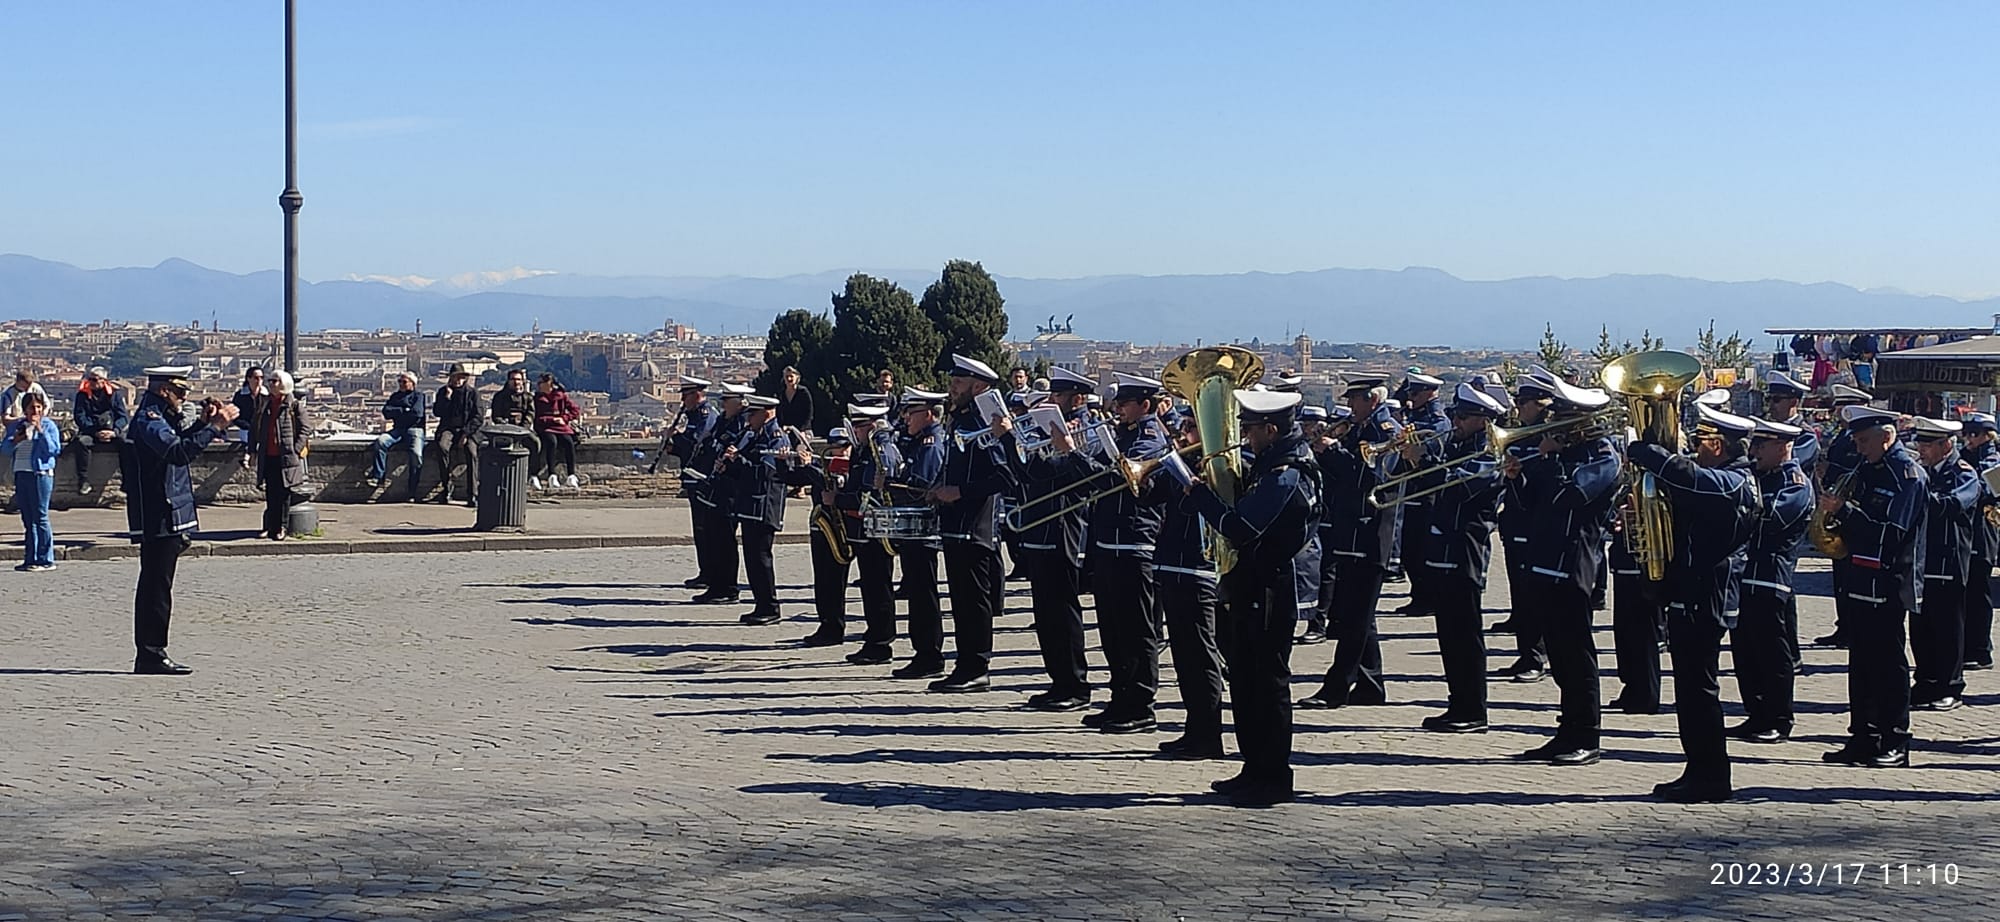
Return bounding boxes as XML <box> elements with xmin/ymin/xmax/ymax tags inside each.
<box><xmin>139</xmin><ymin>408</ymin><xmax>163</xmax><ymax>421</ymax></box>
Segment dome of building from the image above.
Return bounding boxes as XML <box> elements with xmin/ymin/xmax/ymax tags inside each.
<box><xmin>629</xmin><ymin>359</ymin><xmax>663</xmax><ymax>380</ymax></box>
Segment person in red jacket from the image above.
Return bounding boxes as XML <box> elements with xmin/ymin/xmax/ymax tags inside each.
<box><xmin>533</xmin><ymin>373</ymin><xmax>583</xmax><ymax>490</ymax></box>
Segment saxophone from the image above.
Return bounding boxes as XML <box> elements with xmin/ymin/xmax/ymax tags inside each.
<box><xmin>1809</xmin><ymin>470</ymin><xmax>1853</xmax><ymax>558</ymax></box>
<box><xmin>1601</xmin><ymin>351</ymin><xmax>1703</xmax><ymax>582</ymax></box>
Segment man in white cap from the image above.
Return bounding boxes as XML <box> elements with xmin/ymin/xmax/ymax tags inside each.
<box><xmin>1820</xmin><ymin>405</ymin><xmax>1925</xmax><ymax>769</ymax></box>
<box><xmin>1491</xmin><ymin>374</ymin><xmax>1558</xmax><ymax>676</ymax></box>
<box><xmin>1960</xmin><ymin>412</ymin><xmax>2000</xmax><ymax>672</ymax></box>
<box><xmin>1392</xmin><ymin>371</ymin><xmax>1449</xmax><ymax>617</ymax></box>
<box><xmin>1729</xmin><ymin>417</ymin><xmax>1815</xmax><ymax>746</ymax></box>
<box><xmin>1909</xmin><ymin>417</ymin><xmax>1978</xmax><ymax>713</ymax></box>
<box><xmin>721</xmin><ymin>394</ymin><xmax>791</xmax><ymax>626</ymax></box>
<box><xmin>1809</xmin><ymin>384</ymin><xmax>1882</xmax><ymax>649</ymax></box>
<box><xmin>1406</xmin><ymin>384</ymin><xmax>1509</xmax><ymax>734</ymax></box>
<box><xmin>690</xmin><ymin>384</ymin><xmax>750</xmax><ymax>604</ymax></box>
<box><xmin>833</xmin><ymin>402</ymin><xmax>901</xmax><ymax>664</ymax></box>
<box><xmin>924</xmin><ymin>355</ymin><xmax>1019</xmax><ymax>693</ymax></box>
<box><xmin>125</xmin><ymin>366</ymin><xmax>239</xmax><ymax>674</ymax></box>
<box><xmin>1184</xmin><ymin>387</ymin><xmax>1322</xmax><ymax>806</ymax></box>
<box><xmin>1625</xmin><ymin>402</ymin><xmax>1763</xmax><ymax>800</ymax></box>
<box><xmin>1300</xmin><ymin>374</ymin><xmax>1399</xmax><ymax>709</ymax></box>
<box><xmin>883</xmin><ymin>387</ymin><xmax>949</xmax><ymax>678</ymax></box>
<box><xmin>653</xmin><ymin>376</ymin><xmax>716</xmax><ymax>588</ymax></box>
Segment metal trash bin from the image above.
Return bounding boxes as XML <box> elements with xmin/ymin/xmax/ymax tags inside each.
<box><xmin>476</xmin><ymin>423</ymin><xmax>533</xmax><ymax>532</ymax></box>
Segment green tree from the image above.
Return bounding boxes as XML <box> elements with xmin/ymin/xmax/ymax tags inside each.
<box><xmin>581</xmin><ymin>353</ymin><xmax>612</xmax><ymax>393</ymax></box>
<box><xmin>919</xmin><ymin>259</ymin><xmax>1010</xmax><ymax>376</ymax></box>
<box><xmin>1497</xmin><ymin>357</ymin><xmax>1520</xmax><ymax>387</ymax></box>
<box><xmin>519</xmin><ymin>349</ymin><xmax>574</xmax><ymax>387</ymax></box>
<box><xmin>753</xmin><ymin>308</ymin><xmax>839</xmax><ymax>431</ymax></box>
<box><xmin>828</xmin><ymin>273</ymin><xmax>943</xmax><ymax>405</ymax></box>
<box><xmin>1695</xmin><ymin>320</ymin><xmax>1751</xmax><ymax>371</ymax></box>
<box><xmin>1536</xmin><ymin>323</ymin><xmax>1570</xmax><ymax>378</ymax></box>
<box><xmin>98</xmin><ymin>338</ymin><xmax>165</xmax><ymax>377</ymax></box>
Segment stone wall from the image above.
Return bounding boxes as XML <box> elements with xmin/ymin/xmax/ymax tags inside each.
<box><xmin>2</xmin><ymin>437</ymin><xmax>683</xmax><ymax>510</ymax></box>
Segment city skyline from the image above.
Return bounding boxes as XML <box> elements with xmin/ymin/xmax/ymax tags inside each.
<box><xmin>5</xmin><ymin>5</ymin><xmax>1997</xmax><ymax>298</ymax></box>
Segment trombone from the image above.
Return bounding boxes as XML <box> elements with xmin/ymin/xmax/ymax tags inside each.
<box><xmin>1365</xmin><ymin>407</ymin><xmax>1625</xmax><ymax>509</ymax></box>
<box><xmin>1004</xmin><ymin>440</ymin><xmax>1242</xmax><ymax>534</ymax></box>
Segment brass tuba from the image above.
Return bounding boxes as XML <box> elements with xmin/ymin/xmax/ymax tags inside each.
<box><xmin>1162</xmin><ymin>346</ymin><xmax>1264</xmax><ymax>575</ymax></box>
<box><xmin>1809</xmin><ymin>470</ymin><xmax>1853</xmax><ymax>558</ymax></box>
<box><xmin>1600</xmin><ymin>351</ymin><xmax>1703</xmax><ymax>582</ymax></box>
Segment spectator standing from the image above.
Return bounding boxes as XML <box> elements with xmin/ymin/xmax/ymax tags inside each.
<box><xmin>1008</xmin><ymin>366</ymin><xmax>1030</xmax><ymax>394</ymax></box>
<box><xmin>777</xmin><ymin>365</ymin><xmax>815</xmax><ymax>433</ymax></box>
<box><xmin>2</xmin><ymin>370</ymin><xmax>47</xmax><ymax>427</ymax></box>
<box><xmin>4</xmin><ymin>391</ymin><xmax>61</xmax><ymax>570</ymax></box>
<box><xmin>231</xmin><ymin>367</ymin><xmax>265</xmax><ymax>479</ymax></box>
<box><xmin>490</xmin><ymin>368</ymin><xmax>542</xmax><ymax>484</ymax></box>
<box><xmin>70</xmin><ymin>366</ymin><xmax>130</xmax><ymax>493</ymax></box>
<box><xmin>255</xmin><ymin>371</ymin><xmax>311</xmax><ymax>541</ymax></box>
<box><xmin>432</xmin><ymin>364</ymin><xmax>483</xmax><ymax>506</ymax></box>
<box><xmin>124</xmin><ymin>365</ymin><xmax>239</xmax><ymax>676</ymax></box>
<box><xmin>367</xmin><ymin>371</ymin><xmax>428</xmax><ymax>498</ymax></box>
<box><xmin>533</xmin><ymin>373</ymin><xmax>582</xmax><ymax>490</ymax></box>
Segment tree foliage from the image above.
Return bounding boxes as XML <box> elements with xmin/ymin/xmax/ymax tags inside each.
<box><xmin>1586</xmin><ymin>325</ymin><xmax>1669</xmax><ymax>369</ymax></box>
<box><xmin>98</xmin><ymin>338</ymin><xmax>165</xmax><ymax>377</ymax></box>
<box><xmin>1536</xmin><ymin>323</ymin><xmax>1571</xmax><ymax>379</ymax></box>
<box><xmin>754</xmin><ymin>308</ymin><xmax>839</xmax><ymax>430</ymax></box>
<box><xmin>920</xmin><ymin>260</ymin><xmax>1010</xmax><ymax>376</ymax></box>
<box><xmin>827</xmin><ymin>273</ymin><xmax>943</xmax><ymax>407</ymax></box>
<box><xmin>1695</xmin><ymin>320</ymin><xmax>1752</xmax><ymax>371</ymax></box>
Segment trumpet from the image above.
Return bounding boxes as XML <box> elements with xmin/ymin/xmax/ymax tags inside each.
<box><xmin>1356</xmin><ymin>427</ymin><xmax>1447</xmax><ymax>467</ymax></box>
<box><xmin>953</xmin><ymin>412</ymin><xmax>1042</xmax><ymax>450</ymax></box>
<box><xmin>1005</xmin><ymin>440</ymin><xmax>1242</xmax><ymax>534</ymax></box>
<box><xmin>1365</xmin><ymin>408</ymin><xmax>1624</xmax><ymax>509</ymax></box>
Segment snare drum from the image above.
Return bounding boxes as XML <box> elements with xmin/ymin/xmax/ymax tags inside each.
<box><xmin>863</xmin><ymin>505</ymin><xmax>940</xmax><ymax>540</ymax></box>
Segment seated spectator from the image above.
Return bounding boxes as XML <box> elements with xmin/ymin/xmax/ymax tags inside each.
<box><xmin>533</xmin><ymin>373</ymin><xmax>583</xmax><ymax>490</ymax></box>
<box><xmin>367</xmin><ymin>371</ymin><xmax>428</xmax><ymax>498</ymax></box>
<box><xmin>71</xmin><ymin>366</ymin><xmax>130</xmax><ymax>493</ymax></box>
<box><xmin>255</xmin><ymin>371</ymin><xmax>311</xmax><ymax>540</ymax></box>
<box><xmin>2</xmin><ymin>369</ymin><xmax>47</xmax><ymax>428</ymax></box>
<box><xmin>4</xmin><ymin>391</ymin><xmax>60</xmax><ymax>571</ymax></box>
<box><xmin>491</xmin><ymin>368</ymin><xmax>542</xmax><ymax>484</ymax></box>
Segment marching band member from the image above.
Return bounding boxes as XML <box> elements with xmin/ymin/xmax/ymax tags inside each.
<box><xmin>1406</xmin><ymin>384</ymin><xmax>1507</xmax><ymax>733</ymax></box>
<box><xmin>886</xmin><ymin>388</ymin><xmax>948</xmax><ymax>679</ymax></box>
<box><xmin>1393</xmin><ymin>371</ymin><xmax>1448</xmax><ymax>617</ymax></box>
<box><xmin>1910</xmin><ymin>417</ymin><xmax>1978</xmax><ymax>712</ymax></box>
<box><xmin>1186</xmin><ymin>388</ymin><xmax>1322</xmax><ymax>806</ymax></box>
<box><xmin>1491</xmin><ymin>370</ymin><xmax>1559</xmax><ymax>681</ymax></box>
<box><xmin>690</xmin><ymin>384</ymin><xmax>750</xmax><ymax>604</ymax></box>
<box><xmin>1607</xmin><ymin>471</ymin><xmax>1666</xmax><ymax>715</ymax></box>
<box><xmin>994</xmin><ymin>367</ymin><xmax>1097</xmax><ymax>711</ymax></box>
<box><xmin>1300</xmin><ymin>375</ymin><xmax>1399</xmax><ymax>709</ymax></box>
<box><xmin>721</xmin><ymin>394</ymin><xmax>791</xmax><ymax>626</ymax></box>
<box><xmin>1960</xmin><ymin>412</ymin><xmax>1999</xmax><ymax>672</ymax></box>
<box><xmin>839</xmin><ymin>404</ymin><xmax>902</xmax><ymax>666</ymax></box>
<box><xmin>1626</xmin><ymin>404</ymin><xmax>1762</xmax><ymax>802</ymax></box>
<box><xmin>1820</xmin><ymin>404</ymin><xmax>1926</xmax><ymax>769</ymax></box>
<box><xmin>795</xmin><ymin>426</ymin><xmax>852</xmax><ymax>647</ymax></box>
<box><xmin>1729</xmin><ymin>417</ymin><xmax>1814</xmax><ymax>744</ymax></box>
<box><xmin>1505</xmin><ymin>377</ymin><xmax>1619</xmax><ymax>767</ymax></box>
<box><xmin>1810</xmin><ymin>383</ymin><xmax>1878</xmax><ymax>648</ymax></box>
<box><xmin>1763</xmin><ymin>370</ymin><xmax>1818</xmax><ymax>667</ymax></box>
<box><xmin>1155</xmin><ymin>409</ymin><xmax>1226</xmax><ymax>758</ymax></box>
<box><xmin>1299</xmin><ymin>404</ymin><xmax>1346</xmax><ymax>646</ymax></box>
<box><xmin>1055</xmin><ymin>372</ymin><xmax>1174</xmax><ymax>731</ymax></box>
<box><xmin>927</xmin><ymin>356</ymin><xmax>1019</xmax><ymax>693</ymax></box>
<box><xmin>659</xmin><ymin>376</ymin><xmax>716</xmax><ymax>590</ymax></box>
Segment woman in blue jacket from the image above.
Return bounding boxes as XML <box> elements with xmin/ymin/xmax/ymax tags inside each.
<box><xmin>4</xmin><ymin>391</ymin><xmax>61</xmax><ymax>570</ymax></box>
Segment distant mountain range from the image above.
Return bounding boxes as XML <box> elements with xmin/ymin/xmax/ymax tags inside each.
<box><xmin>3</xmin><ymin>254</ymin><xmax>1994</xmax><ymax>350</ymax></box>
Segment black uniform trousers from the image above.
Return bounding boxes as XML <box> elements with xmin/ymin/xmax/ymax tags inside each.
<box><xmin>1026</xmin><ymin>548</ymin><xmax>1089</xmax><ymax>698</ymax></box>
<box><xmin>1912</xmin><ymin>581</ymin><xmax>1967</xmax><ymax>704</ymax></box>
<box><xmin>1732</xmin><ymin>592</ymin><xmax>1795</xmax><ymax>732</ymax></box>
<box><xmin>1093</xmin><ymin>553</ymin><xmax>1162</xmax><ymax>716</ymax></box>
<box><xmin>1160</xmin><ymin>570</ymin><xmax>1224</xmax><ymax>742</ymax></box>
<box><xmin>1827</xmin><ymin>558</ymin><xmax>1853</xmax><ymax>639</ymax></box>
<box><xmin>808</xmin><ymin>524</ymin><xmax>850</xmax><ymax>637</ymax></box>
<box><xmin>1783</xmin><ymin>593</ymin><xmax>1802</xmax><ymax>669</ymax></box>
<box><xmin>1430</xmin><ymin>572</ymin><xmax>1487</xmax><ymax>720</ymax></box>
<box><xmin>898</xmin><ymin>544</ymin><xmax>944</xmax><ymax>664</ymax></box>
<box><xmin>1316</xmin><ymin>558</ymin><xmax>1386</xmax><ymax>702</ymax></box>
<box><xmin>1667</xmin><ymin>610</ymin><xmax>1731</xmax><ymax>789</ymax></box>
<box><xmin>695</xmin><ymin>501</ymin><xmax>740</xmax><ymax>594</ymax></box>
<box><xmin>1967</xmin><ymin>559</ymin><xmax>1996</xmax><ymax>667</ymax></box>
<box><xmin>1610</xmin><ymin>573</ymin><xmax>1663</xmax><ymax>710</ymax></box>
<box><xmin>134</xmin><ymin>535</ymin><xmax>190</xmax><ymax>662</ymax></box>
<box><xmin>740</xmin><ymin>520</ymin><xmax>779</xmax><ymax>616</ymax></box>
<box><xmin>853</xmin><ymin>540</ymin><xmax>897</xmax><ymax>651</ymax></box>
<box><xmin>1845</xmin><ymin>596</ymin><xmax>1912</xmax><ymax>754</ymax></box>
<box><xmin>687</xmin><ymin>495</ymin><xmax>711</xmax><ymax>585</ymax></box>
<box><xmin>1305</xmin><ymin>529</ymin><xmax>1337</xmax><ymax>637</ymax></box>
<box><xmin>1502</xmin><ymin>541</ymin><xmax>1547</xmax><ymax>668</ymax></box>
<box><xmin>1224</xmin><ymin>576</ymin><xmax>1295</xmax><ymax>788</ymax></box>
<box><xmin>941</xmin><ymin>541</ymin><xmax>1001</xmax><ymax>676</ymax></box>
<box><xmin>1542</xmin><ymin>581</ymin><xmax>1600</xmax><ymax>749</ymax></box>
<box><xmin>1399</xmin><ymin>503</ymin><xmax>1431</xmax><ymax>612</ymax></box>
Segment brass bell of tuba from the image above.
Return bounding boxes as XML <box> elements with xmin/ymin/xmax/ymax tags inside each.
<box><xmin>1600</xmin><ymin>351</ymin><xmax>1703</xmax><ymax>582</ymax></box>
<box><xmin>1162</xmin><ymin>346</ymin><xmax>1264</xmax><ymax>575</ymax></box>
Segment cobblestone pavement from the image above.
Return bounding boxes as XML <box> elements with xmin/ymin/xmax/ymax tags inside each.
<box><xmin>2</xmin><ymin>550</ymin><xmax>1994</xmax><ymax>920</ymax></box>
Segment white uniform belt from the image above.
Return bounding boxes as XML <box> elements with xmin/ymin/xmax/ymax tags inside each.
<box><xmin>1153</xmin><ymin>564</ymin><xmax>1216</xmax><ymax>579</ymax></box>
<box><xmin>1020</xmin><ymin>542</ymin><xmax>1058</xmax><ymax>551</ymax></box>
<box><xmin>1330</xmin><ymin>549</ymin><xmax>1366</xmax><ymax>558</ymax></box>
<box><xmin>1095</xmin><ymin>542</ymin><xmax>1155</xmax><ymax>553</ymax></box>
<box><xmin>1843</xmin><ymin>592</ymin><xmax>1887</xmax><ymax>604</ymax></box>
<box><xmin>682</xmin><ymin>470</ymin><xmax>707</xmax><ymax>481</ymax></box>
<box><xmin>1530</xmin><ymin>566</ymin><xmax>1571</xmax><ymax>579</ymax></box>
<box><xmin>1425</xmin><ymin>560</ymin><xmax>1459</xmax><ymax>569</ymax></box>
<box><xmin>1742</xmin><ymin>578</ymin><xmax>1791</xmax><ymax>595</ymax></box>
<box><xmin>940</xmin><ymin>532</ymin><xmax>976</xmax><ymax>541</ymax></box>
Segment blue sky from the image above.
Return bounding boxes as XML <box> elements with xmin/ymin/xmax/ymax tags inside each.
<box><xmin>3</xmin><ymin>2</ymin><xmax>1996</xmax><ymax>296</ymax></box>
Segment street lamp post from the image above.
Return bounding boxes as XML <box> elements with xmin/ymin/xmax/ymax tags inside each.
<box><xmin>279</xmin><ymin>0</ymin><xmax>303</xmax><ymax>374</ymax></box>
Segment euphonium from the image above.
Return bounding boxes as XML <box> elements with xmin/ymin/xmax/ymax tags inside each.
<box><xmin>1600</xmin><ymin>351</ymin><xmax>1703</xmax><ymax>582</ymax></box>
<box><xmin>1809</xmin><ymin>470</ymin><xmax>1854</xmax><ymax>558</ymax></box>
<box><xmin>1162</xmin><ymin>346</ymin><xmax>1264</xmax><ymax>575</ymax></box>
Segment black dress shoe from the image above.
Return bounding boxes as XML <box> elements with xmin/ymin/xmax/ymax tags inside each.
<box><xmin>1550</xmin><ymin>747</ymin><xmax>1601</xmax><ymax>766</ymax></box>
<box><xmin>1653</xmin><ymin>781</ymin><xmax>1732</xmax><ymax>803</ymax></box>
<box><xmin>928</xmin><ymin>672</ymin><xmax>990</xmax><ymax>693</ymax></box>
<box><xmin>1081</xmin><ymin>709</ymin><xmax>1115</xmax><ymax>728</ymax></box>
<box><xmin>1227</xmin><ymin>782</ymin><xmax>1296</xmax><ymax>807</ymax></box>
<box><xmin>1421</xmin><ymin>714</ymin><xmax>1488</xmax><ymax>734</ymax></box>
<box><xmin>1966</xmin><ymin>660</ymin><xmax>1994</xmax><ymax>671</ymax></box>
<box><xmin>891</xmin><ymin>659</ymin><xmax>946</xmax><ymax>680</ymax></box>
<box><xmin>1514</xmin><ymin>740</ymin><xmax>1565</xmax><ymax>761</ymax></box>
<box><xmin>1822</xmin><ymin>744</ymin><xmax>1871</xmax><ymax>765</ymax></box>
<box><xmin>1488</xmin><ymin>659</ymin><xmax>1534</xmax><ymax>678</ymax></box>
<box><xmin>797</xmin><ymin>631</ymin><xmax>844</xmax><ymax>647</ymax></box>
<box><xmin>1725</xmin><ymin>720</ymin><xmax>1763</xmax><ymax>740</ymax></box>
<box><xmin>1027</xmin><ymin>692</ymin><xmax>1091</xmax><ymax>712</ymax></box>
<box><xmin>1295</xmin><ymin>693</ymin><xmax>1344</xmax><ymax>709</ymax></box>
<box><xmin>1744</xmin><ymin>728</ymin><xmax>1788</xmax><ymax>744</ymax></box>
<box><xmin>845</xmin><ymin>646</ymin><xmax>893</xmax><ymax>666</ymax></box>
<box><xmin>1812</xmin><ymin>631</ymin><xmax>1848</xmax><ymax>648</ymax></box>
<box><xmin>1618</xmin><ymin>700</ymin><xmax>1661</xmax><ymax>715</ymax></box>
<box><xmin>134</xmin><ymin>657</ymin><xmax>193</xmax><ymax>676</ymax></box>
<box><xmin>1867</xmin><ymin>747</ymin><xmax>1910</xmax><ymax>768</ymax></box>
<box><xmin>739</xmin><ymin>610</ymin><xmax>781</xmax><ymax>626</ymax></box>
<box><xmin>1295</xmin><ymin>629</ymin><xmax>1327</xmax><ymax>645</ymax></box>
<box><xmin>1915</xmin><ymin>696</ymin><xmax>1961</xmax><ymax>711</ymax></box>
<box><xmin>1100</xmin><ymin>713</ymin><xmax>1157</xmax><ymax>734</ymax></box>
<box><xmin>682</xmin><ymin>576</ymin><xmax>708</xmax><ymax>590</ymax></box>
<box><xmin>1348</xmin><ymin>688</ymin><xmax>1387</xmax><ymax>706</ymax></box>
<box><xmin>690</xmin><ymin>591</ymin><xmax>740</xmax><ymax>604</ymax></box>
<box><xmin>1158</xmin><ymin>735</ymin><xmax>1224</xmax><ymax>757</ymax></box>
<box><xmin>1392</xmin><ymin>601</ymin><xmax>1430</xmax><ymax>615</ymax></box>
<box><xmin>1210</xmin><ymin>773</ymin><xmax>1253</xmax><ymax>794</ymax></box>
<box><xmin>1509</xmin><ymin>666</ymin><xmax>1548</xmax><ymax>683</ymax></box>
<box><xmin>1488</xmin><ymin>618</ymin><xmax>1516</xmax><ymax>633</ymax></box>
